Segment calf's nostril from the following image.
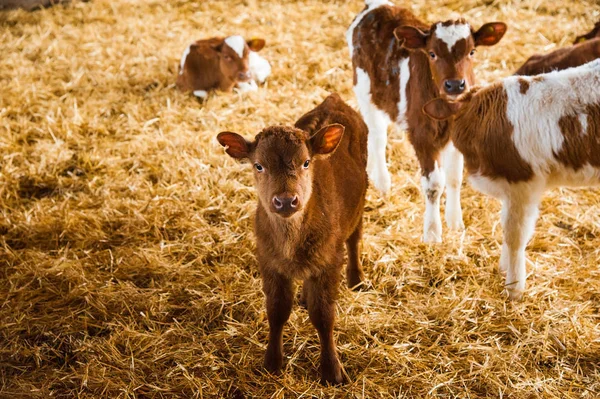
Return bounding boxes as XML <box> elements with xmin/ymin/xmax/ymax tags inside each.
<box><xmin>291</xmin><ymin>196</ymin><xmax>299</xmax><ymax>208</ymax></box>
<box><xmin>273</xmin><ymin>197</ymin><xmax>283</xmax><ymax>209</ymax></box>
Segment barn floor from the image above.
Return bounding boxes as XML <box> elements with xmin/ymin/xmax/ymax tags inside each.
<box><xmin>1</xmin><ymin>0</ymin><xmax>600</xmax><ymax>397</ymax></box>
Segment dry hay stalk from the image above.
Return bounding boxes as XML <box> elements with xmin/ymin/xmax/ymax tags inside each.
<box><xmin>1</xmin><ymin>0</ymin><xmax>600</xmax><ymax>397</ymax></box>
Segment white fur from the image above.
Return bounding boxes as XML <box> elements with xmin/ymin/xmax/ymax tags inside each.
<box><xmin>179</xmin><ymin>44</ymin><xmax>192</xmax><ymax>75</ymax></box>
<box><xmin>505</xmin><ymin>65</ymin><xmax>600</xmax><ymax>175</ymax></box>
<box><xmin>442</xmin><ymin>142</ymin><xmax>464</xmax><ymax>231</ymax></box>
<box><xmin>235</xmin><ymin>80</ymin><xmax>258</xmax><ymax>93</ymax></box>
<box><xmin>224</xmin><ymin>35</ymin><xmax>246</xmax><ymax>58</ymax></box>
<box><xmin>421</xmin><ymin>161</ymin><xmax>445</xmax><ymax>243</ymax></box>
<box><xmin>397</xmin><ymin>57</ymin><xmax>410</xmax><ymax>130</ymax></box>
<box><xmin>354</xmin><ymin>67</ymin><xmax>392</xmax><ymax>193</ymax></box>
<box><xmin>435</xmin><ymin>23</ymin><xmax>471</xmax><ymax>51</ymax></box>
<box><xmin>346</xmin><ymin>0</ymin><xmax>392</xmax><ymax>58</ymax></box>
<box><xmin>579</xmin><ymin>113</ymin><xmax>588</xmax><ymax>135</ymax></box>
<box><xmin>248</xmin><ymin>51</ymin><xmax>271</xmax><ymax>83</ymax></box>
<box><xmin>193</xmin><ymin>90</ymin><xmax>208</xmax><ymax>99</ymax></box>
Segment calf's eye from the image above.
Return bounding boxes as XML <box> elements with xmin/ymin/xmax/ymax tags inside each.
<box><xmin>429</xmin><ymin>51</ymin><xmax>436</xmax><ymax>60</ymax></box>
<box><xmin>469</xmin><ymin>49</ymin><xmax>476</xmax><ymax>56</ymax></box>
<box><xmin>303</xmin><ymin>160</ymin><xmax>310</xmax><ymax>169</ymax></box>
<box><xmin>254</xmin><ymin>163</ymin><xmax>264</xmax><ymax>172</ymax></box>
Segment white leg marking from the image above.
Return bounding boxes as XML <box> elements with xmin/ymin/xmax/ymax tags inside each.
<box><xmin>354</xmin><ymin>67</ymin><xmax>392</xmax><ymax>194</ymax></box>
<box><xmin>193</xmin><ymin>90</ymin><xmax>208</xmax><ymax>99</ymax></box>
<box><xmin>421</xmin><ymin>162</ymin><xmax>445</xmax><ymax>243</ymax></box>
<box><xmin>179</xmin><ymin>44</ymin><xmax>192</xmax><ymax>75</ymax></box>
<box><xmin>248</xmin><ymin>51</ymin><xmax>271</xmax><ymax>83</ymax></box>
<box><xmin>442</xmin><ymin>142</ymin><xmax>464</xmax><ymax>231</ymax></box>
<box><xmin>396</xmin><ymin>57</ymin><xmax>410</xmax><ymax>130</ymax></box>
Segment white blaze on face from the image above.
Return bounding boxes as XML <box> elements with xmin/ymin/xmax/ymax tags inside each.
<box><xmin>346</xmin><ymin>0</ymin><xmax>392</xmax><ymax>57</ymax></box>
<box><xmin>179</xmin><ymin>44</ymin><xmax>192</xmax><ymax>75</ymax></box>
<box><xmin>224</xmin><ymin>35</ymin><xmax>246</xmax><ymax>58</ymax></box>
<box><xmin>435</xmin><ymin>23</ymin><xmax>471</xmax><ymax>51</ymax></box>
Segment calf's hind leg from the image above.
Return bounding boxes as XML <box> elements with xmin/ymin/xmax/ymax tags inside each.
<box><xmin>262</xmin><ymin>269</ymin><xmax>294</xmax><ymax>374</ymax></box>
<box><xmin>304</xmin><ymin>268</ymin><xmax>344</xmax><ymax>385</ymax></box>
<box><xmin>345</xmin><ymin>219</ymin><xmax>365</xmax><ymax>290</ymax></box>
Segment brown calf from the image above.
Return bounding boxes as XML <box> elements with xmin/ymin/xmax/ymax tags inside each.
<box><xmin>423</xmin><ymin>59</ymin><xmax>600</xmax><ymax>300</ymax></box>
<box><xmin>347</xmin><ymin>0</ymin><xmax>506</xmax><ymax>242</ymax></box>
<box><xmin>515</xmin><ymin>38</ymin><xmax>600</xmax><ymax>76</ymax></box>
<box><xmin>217</xmin><ymin>94</ymin><xmax>368</xmax><ymax>384</ymax></box>
<box><xmin>176</xmin><ymin>36</ymin><xmax>268</xmax><ymax>99</ymax></box>
<box><xmin>574</xmin><ymin>20</ymin><xmax>600</xmax><ymax>44</ymax></box>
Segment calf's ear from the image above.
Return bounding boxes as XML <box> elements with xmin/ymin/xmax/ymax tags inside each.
<box><xmin>394</xmin><ymin>26</ymin><xmax>429</xmax><ymax>49</ymax></box>
<box><xmin>247</xmin><ymin>38</ymin><xmax>266</xmax><ymax>52</ymax></box>
<box><xmin>310</xmin><ymin>124</ymin><xmax>345</xmax><ymax>157</ymax></box>
<box><xmin>422</xmin><ymin>98</ymin><xmax>461</xmax><ymax>121</ymax></box>
<box><xmin>217</xmin><ymin>132</ymin><xmax>252</xmax><ymax>159</ymax></box>
<box><xmin>474</xmin><ymin>22</ymin><xmax>507</xmax><ymax>46</ymax></box>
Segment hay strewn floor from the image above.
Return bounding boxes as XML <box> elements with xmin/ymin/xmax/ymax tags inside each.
<box><xmin>1</xmin><ymin>0</ymin><xmax>600</xmax><ymax>397</ymax></box>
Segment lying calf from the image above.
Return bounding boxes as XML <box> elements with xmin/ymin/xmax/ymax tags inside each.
<box><xmin>177</xmin><ymin>36</ymin><xmax>270</xmax><ymax>99</ymax></box>
<box><xmin>575</xmin><ymin>20</ymin><xmax>600</xmax><ymax>44</ymax></box>
<box><xmin>217</xmin><ymin>94</ymin><xmax>368</xmax><ymax>383</ymax></box>
<box><xmin>424</xmin><ymin>60</ymin><xmax>600</xmax><ymax>300</ymax></box>
<box><xmin>515</xmin><ymin>38</ymin><xmax>600</xmax><ymax>76</ymax></box>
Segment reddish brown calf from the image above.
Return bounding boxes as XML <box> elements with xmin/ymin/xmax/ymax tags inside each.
<box><xmin>515</xmin><ymin>38</ymin><xmax>600</xmax><ymax>76</ymax></box>
<box><xmin>217</xmin><ymin>94</ymin><xmax>368</xmax><ymax>384</ymax></box>
<box><xmin>176</xmin><ymin>36</ymin><xmax>267</xmax><ymax>99</ymax></box>
<box><xmin>348</xmin><ymin>0</ymin><xmax>506</xmax><ymax>242</ymax></box>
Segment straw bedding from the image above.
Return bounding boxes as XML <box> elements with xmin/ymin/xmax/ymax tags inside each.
<box><xmin>1</xmin><ymin>0</ymin><xmax>599</xmax><ymax>397</ymax></box>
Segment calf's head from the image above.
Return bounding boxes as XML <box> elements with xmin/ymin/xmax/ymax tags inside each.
<box><xmin>215</xmin><ymin>36</ymin><xmax>266</xmax><ymax>83</ymax></box>
<box><xmin>394</xmin><ymin>19</ymin><xmax>506</xmax><ymax>99</ymax></box>
<box><xmin>217</xmin><ymin>124</ymin><xmax>345</xmax><ymax>218</ymax></box>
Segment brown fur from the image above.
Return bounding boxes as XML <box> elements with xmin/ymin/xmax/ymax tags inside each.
<box><xmin>217</xmin><ymin>94</ymin><xmax>368</xmax><ymax>384</ymax></box>
<box><xmin>445</xmin><ymin>85</ymin><xmax>534</xmax><ymax>182</ymax></box>
<box><xmin>515</xmin><ymin>39</ymin><xmax>600</xmax><ymax>76</ymax></box>
<box><xmin>351</xmin><ymin>5</ymin><xmax>506</xmax><ymax>175</ymax></box>
<box><xmin>554</xmin><ymin>103</ymin><xmax>600</xmax><ymax>169</ymax></box>
<box><xmin>574</xmin><ymin>20</ymin><xmax>600</xmax><ymax>44</ymax></box>
<box><xmin>176</xmin><ymin>37</ymin><xmax>264</xmax><ymax>95</ymax></box>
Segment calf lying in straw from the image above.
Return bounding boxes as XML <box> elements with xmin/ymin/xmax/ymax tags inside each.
<box><xmin>177</xmin><ymin>36</ymin><xmax>270</xmax><ymax>99</ymax></box>
<box><xmin>423</xmin><ymin>60</ymin><xmax>600</xmax><ymax>300</ymax></box>
<box><xmin>217</xmin><ymin>94</ymin><xmax>368</xmax><ymax>384</ymax></box>
<box><xmin>575</xmin><ymin>19</ymin><xmax>600</xmax><ymax>44</ymax></box>
<box><xmin>515</xmin><ymin>38</ymin><xmax>600</xmax><ymax>76</ymax></box>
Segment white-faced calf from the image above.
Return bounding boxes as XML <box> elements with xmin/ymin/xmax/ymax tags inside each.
<box><xmin>217</xmin><ymin>94</ymin><xmax>368</xmax><ymax>384</ymax></box>
<box><xmin>347</xmin><ymin>0</ymin><xmax>506</xmax><ymax>242</ymax></box>
<box><xmin>177</xmin><ymin>36</ymin><xmax>270</xmax><ymax>99</ymax></box>
<box><xmin>423</xmin><ymin>60</ymin><xmax>600</xmax><ymax>300</ymax></box>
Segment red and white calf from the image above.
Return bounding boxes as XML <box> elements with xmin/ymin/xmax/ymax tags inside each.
<box><xmin>347</xmin><ymin>0</ymin><xmax>506</xmax><ymax>242</ymax></box>
<box><xmin>424</xmin><ymin>60</ymin><xmax>600</xmax><ymax>300</ymax></box>
<box><xmin>515</xmin><ymin>38</ymin><xmax>600</xmax><ymax>76</ymax></box>
<box><xmin>176</xmin><ymin>36</ymin><xmax>271</xmax><ymax>99</ymax></box>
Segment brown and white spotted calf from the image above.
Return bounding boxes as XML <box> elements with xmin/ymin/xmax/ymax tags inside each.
<box><xmin>515</xmin><ymin>38</ymin><xmax>600</xmax><ymax>76</ymax></box>
<box><xmin>423</xmin><ymin>60</ymin><xmax>600</xmax><ymax>300</ymax></box>
<box><xmin>176</xmin><ymin>36</ymin><xmax>270</xmax><ymax>99</ymax></box>
<box><xmin>217</xmin><ymin>94</ymin><xmax>368</xmax><ymax>384</ymax></box>
<box><xmin>347</xmin><ymin>0</ymin><xmax>506</xmax><ymax>242</ymax></box>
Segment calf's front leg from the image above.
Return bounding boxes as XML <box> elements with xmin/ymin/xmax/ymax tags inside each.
<box><xmin>262</xmin><ymin>269</ymin><xmax>294</xmax><ymax>374</ymax></box>
<box><xmin>304</xmin><ymin>268</ymin><xmax>344</xmax><ymax>385</ymax></box>
<box><xmin>421</xmin><ymin>161</ymin><xmax>445</xmax><ymax>243</ymax></box>
<box><xmin>442</xmin><ymin>142</ymin><xmax>464</xmax><ymax>231</ymax></box>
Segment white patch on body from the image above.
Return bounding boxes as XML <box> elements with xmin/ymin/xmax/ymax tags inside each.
<box><xmin>249</xmin><ymin>51</ymin><xmax>271</xmax><ymax>83</ymax></box>
<box><xmin>396</xmin><ymin>57</ymin><xmax>410</xmax><ymax>130</ymax></box>
<box><xmin>421</xmin><ymin>161</ymin><xmax>445</xmax><ymax>243</ymax></box>
<box><xmin>224</xmin><ymin>35</ymin><xmax>246</xmax><ymax>58</ymax></box>
<box><xmin>354</xmin><ymin>67</ymin><xmax>392</xmax><ymax>194</ymax></box>
<box><xmin>346</xmin><ymin>0</ymin><xmax>392</xmax><ymax>58</ymax></box>
<box><xmin>179</xmin><ymin>44</ymin><xmax>192</xmax><ymax>75</ymax></box>
<box><xmin>504</xmin><ymin>64</ymin><xmax>600</xmax><ymax>175</ymax></box>
<box><xmin>579</xmin><ymin>113</ymin><xmax>588</xmax><ymax>135</ymax></box>
<box><xmin>193</xmin><ymin>90</ymin><xmax>208</xmax><ymax>99</ymax></box>
<box><xmin>442</xmin><ymin>142</ymin><xmax>464</xmax><ymax>231</ymax></box>
<box><xmin>435</xmin><ymin>23</ymin><xmax>471</xmax><ymax>51</ymax></box>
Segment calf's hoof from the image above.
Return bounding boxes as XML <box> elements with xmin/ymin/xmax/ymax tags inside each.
<box><xmin>369</xmin><ymin>168</ymin><xmax>391</xmax><ymax>195</ymax></box>
<box><xmin>422</xmin><ymin>230</ymin><xmax>442</xmax><ymax>244</ymax></box>
<box><xmin>445</xmin><ymin>214</ymin><xmax>465</xmax><ymax>231</ymax></box>
<box><xmin>347</xmin><ymin>272</ymin><xmax>366</xmax><ymax>291</ymax></box>
<box><xmin>321</xmin><ymin>362</ymin><xmax>345</xmax><ymax>385</ymax></box>
<box><xmin>263</xmin><ymin>350</ymin><xmax>283</xmax><ymax>375</ymax></box>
